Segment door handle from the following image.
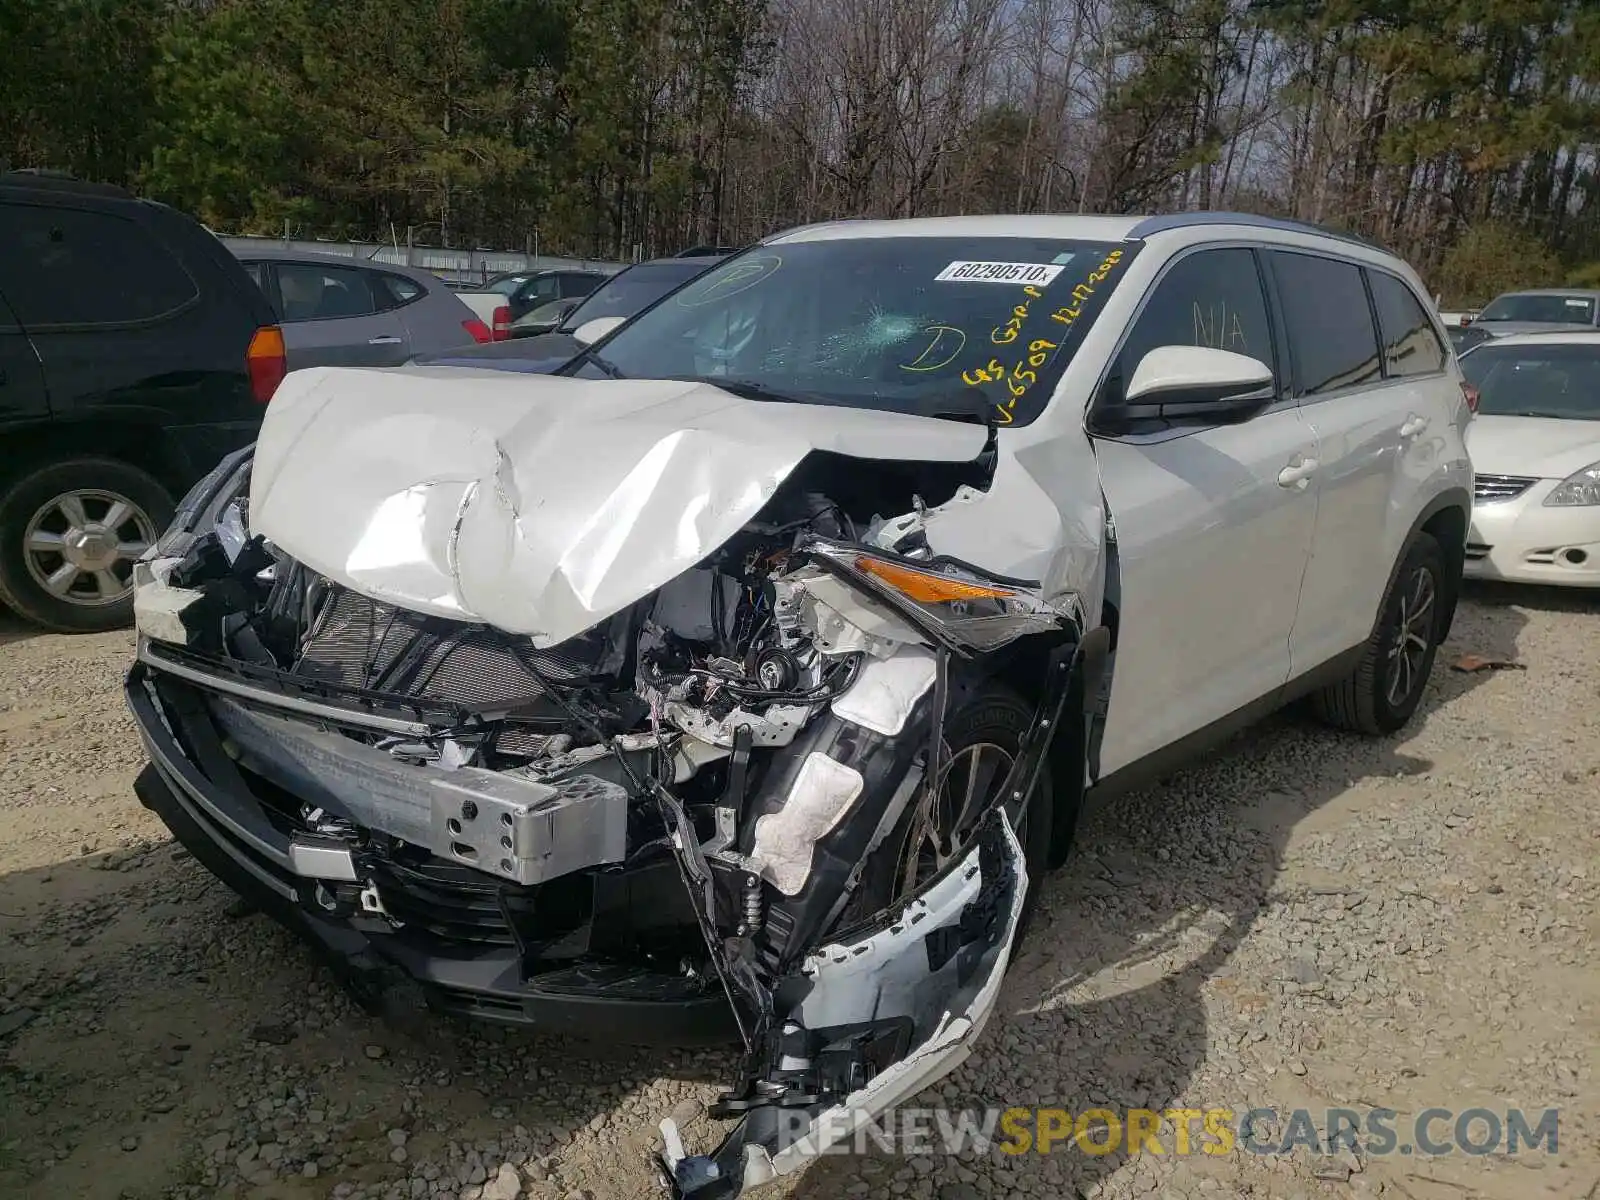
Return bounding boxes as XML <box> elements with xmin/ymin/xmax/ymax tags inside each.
<box><xmin>1400</xmin><ymin>415</ymin><xmax>1429</xmax><ymax>438</ymax></box>
<box><xmin>368</xmin><ymin>335</ymin><xmax>403</xmax><ymax>346</ymax></box>
<box><xmin>1278</xmin><ymin>457</ymin><xmax>1319</xmax><ymax>488</ymax></box>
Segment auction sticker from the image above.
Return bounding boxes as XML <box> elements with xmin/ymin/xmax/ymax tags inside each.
<box><xmin>936</xmin><ymin>260</ymin><xmax>1065</xmax><ymax>285</ymax></box>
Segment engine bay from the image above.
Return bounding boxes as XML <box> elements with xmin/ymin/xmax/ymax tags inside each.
<box><xmin>126</xmin><ymin>420</ymin><xmax>1095</xmax><ymax>1200</ymax></box>
<box><xmin>132</xmin><ymin>449</ymin><xmax>1062</xmax><ymax>913</ymax></box>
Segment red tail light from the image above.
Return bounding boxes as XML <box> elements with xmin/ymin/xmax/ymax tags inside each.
<box><xmin>246</xmin><ymin>326</ymin><xmax>287</xmax><ymax>403</ymax></box>
<box><xmin>1462</xmin><ymin>382</ymin><xmax>1480</xmax><ymax>414</ymax></box>
<box><xmin>491</xmin><ymin>304</ymin><xmax>513</xmax><ymax>341</ymax></box>
<box><xmin>462</xmin><ymin>317</ymin><xmax>492</xmax><ymax>345</ymax></box>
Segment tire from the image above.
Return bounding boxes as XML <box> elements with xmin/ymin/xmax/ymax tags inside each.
<box><xmin>841</xmin><ymin>682</ymin><xmax>1055</xmax><ymax>937</ymax></box>
<box><xmin>1311</xmin><ymin>532</ymin><xmax>1445</xmax><ymax>735</ymax></box>
<box><xmin>0</xmin><ymin>457</ymin><xmax>174</xmax><ymax>633</ymax></box>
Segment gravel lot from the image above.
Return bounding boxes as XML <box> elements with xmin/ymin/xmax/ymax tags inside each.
<box><xmin>1</xmin><ymin>585</ymin><xmax>1596</xmax><ymax>1200</ymax></box>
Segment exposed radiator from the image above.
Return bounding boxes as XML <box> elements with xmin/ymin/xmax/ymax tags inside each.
<box><xmin>292</xmin><ymin>585</ymin><xmax>606</xmax><ymax>712</ymax></box>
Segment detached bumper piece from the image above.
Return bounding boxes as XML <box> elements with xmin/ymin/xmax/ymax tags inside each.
<box><xmin>659</xmin><ymin>813</ymin><xmax>1026</xmax><ymax>1198</ymax></box>
<box><xmin>127</xmin><ymin>663</ymin><xmax>738</xmax><ymax>1043</ymax></box>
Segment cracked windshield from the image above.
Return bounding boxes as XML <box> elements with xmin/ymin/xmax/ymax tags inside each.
<box><xmin>591</xmin><ymin>237</ymin><xmax>1131</xmax><ymax>425</ymax></box>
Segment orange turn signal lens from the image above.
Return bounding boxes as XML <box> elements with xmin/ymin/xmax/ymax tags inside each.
<box><xmin>246</xmin><ymin>325</ymin><xmax>288</xmax><ymax>403</ymax></box>
<box><xmin>852</xmin><ymin>556</ymin><xmax>1013</xmax><ymax>604</ymax></box>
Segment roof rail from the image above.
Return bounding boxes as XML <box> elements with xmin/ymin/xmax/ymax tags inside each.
<box><xmin>761</xmin><ymin>218</ymin><xmax>865</xmax><ymax>244</ymax></box>
<box><xmin>1127</xmin><ymin>211</ymin><xmax>1384</xmax><ymax>252</ymax></box>
<box><xmin>0</xmin><ymin>169</ymin><xmax>130</xmax><ymax>198</ymax></box>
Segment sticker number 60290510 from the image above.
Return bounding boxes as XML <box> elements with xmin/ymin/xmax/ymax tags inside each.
<box><xmin>935</xmin><ymin>261</ymin><xmax>1066</xmax><ymax>286</ymax></box>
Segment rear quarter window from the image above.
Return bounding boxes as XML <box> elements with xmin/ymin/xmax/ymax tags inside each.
<box><xmin>374</xmin><ymin>272</ymin><xmax>424</xmax><ymax>311</ymax></box>
<box><xmin>1368</xmin><ymin>271</ymin><xmax>1446</xmax><ymax>378</ymax></box>
<box><xmin>0</xmin><ymin>201</ymin><xmax>199</xmax><ymax>328</ymax></box>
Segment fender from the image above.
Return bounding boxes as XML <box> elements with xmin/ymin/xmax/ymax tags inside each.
<box><xmin>1044</xmin><ymin>623</ymin><xmax>1110</xmax><ymax>868</ymax></box>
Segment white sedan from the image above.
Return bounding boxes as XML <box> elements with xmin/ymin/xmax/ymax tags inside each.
<box><xmin>1460</xmin><ymin>330</ymin><xmax>1600</xmax><ymax>587</ymax></box>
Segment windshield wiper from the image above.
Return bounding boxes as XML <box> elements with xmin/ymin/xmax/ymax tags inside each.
<box><xmin>570</xmin><ymin>345</ymin><xmax>625</xmax><ymax>378</ymax></box>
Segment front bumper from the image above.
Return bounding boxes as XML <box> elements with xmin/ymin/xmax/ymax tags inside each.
<box><xmin>126</xmin><ymin>662</ymin><xmax>739</xmax><ymax>1043</ymax></box>
<box><xmin>1466</xmin><ymin>481</ymin><xmax>1600</xmax><ymax>587</ymax></box>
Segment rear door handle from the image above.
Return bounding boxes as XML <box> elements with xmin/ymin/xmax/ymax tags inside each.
<box><xmin>1278</xmin><ymin>457</ymin><xmax>1319</xmax><ymax>488</ymax></box>
<box><xmin>1400</xmin><ymin>415</ymin><xmax>1429</xmax><ymax>438</ymax></box>
<box><xmin>368</xmin><ymin>335</ymin><xmax>403</xmax><ymax>346</ymax></box>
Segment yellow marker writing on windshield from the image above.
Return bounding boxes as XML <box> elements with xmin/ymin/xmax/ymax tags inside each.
<box><xmin>901</xmin><ymin>324</ymin><xmax>968</xmax><ymax>372</ymax></box>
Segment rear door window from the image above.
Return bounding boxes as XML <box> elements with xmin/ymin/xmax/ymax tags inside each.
<box><xmin>1270</xmin><ymin>251</ymin><xmax>1382</xmax><ymax>396</ymax></box>
<box><xmin>0</xmin><ymin>202</ymin><xmax>199</xmax><ymax>328</ymax></box>
<box><xmin>274</xmin><ymin>263</ymin><xmax>379</xmax><ymax>321</ymax></box>
<box><xmin>1368</xmin><ymin>271</ymin><xmax>1446</xmax><ymax>378</ymax></box>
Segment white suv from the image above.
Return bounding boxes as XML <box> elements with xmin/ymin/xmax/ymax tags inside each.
<box><xmin>126</xmin><ymin>212</ymin><xmax>1472</xmax><ymax>1198</ymax></box>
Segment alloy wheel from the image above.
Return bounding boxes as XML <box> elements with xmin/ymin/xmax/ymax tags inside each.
<box><xmin>892</xmin><ymin>741</ymin><xmax>1025</xmax><ymax>902</ymax></box>
<box><xmin>22</xmin><ymin>489</ymin><xmax>156</xmax><ymax>608</ymax></box>
<box><xmin>1385</xmin><ymin>565</ymin><xmax>1436</xmax><ymax>707</ymax></box>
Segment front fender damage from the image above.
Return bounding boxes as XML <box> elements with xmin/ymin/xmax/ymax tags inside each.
<box><xmin>647</xmin><ymin>562</ymin><xmax>1084</xmax><ymax>1198</ymax></box>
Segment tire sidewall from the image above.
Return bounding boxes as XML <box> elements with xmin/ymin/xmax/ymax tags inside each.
<box><xmin>0</xmin><ymin>458</ymin><xmax>175</xmax><ymax>633</ymax></box>
<box><xmin>1371</xmin><ymin>533</ymin><xmax>1445</xmax><ymax>730</ymax></box>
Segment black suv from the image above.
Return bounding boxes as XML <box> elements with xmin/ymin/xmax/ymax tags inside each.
<box><xmin>0</xmin><ymin>171</ymin><xmax>283</xmax><ymax>632</ymax></box>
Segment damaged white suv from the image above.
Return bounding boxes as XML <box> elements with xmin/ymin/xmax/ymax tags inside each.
<box><xmin>125</xmin><ymin>213</ymin><xmax>1472</xmax><ymax>1197</ymax></box>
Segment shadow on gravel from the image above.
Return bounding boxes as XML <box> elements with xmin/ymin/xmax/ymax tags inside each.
<box><xmin>1462</xmin><ymin>578</ymin><xmax>1600</xmax><ymax>615</ymax></box>
<box><xmin>791</xmin><ymin>596</ymin><xmax>1531</xmax><ymax>1199</ymax></box>
<box><xmin>0</xmin><ymin>610</ymin><xmax>46</xmax><ymax>649</ymax></box>
<box><xmin>0</xmin><ymin>837</ymin><xmax>743</xmax><ymax>1199</ymax></box>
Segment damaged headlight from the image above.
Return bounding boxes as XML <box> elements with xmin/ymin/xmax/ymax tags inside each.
<box><xmin>803</xmin><ymin>538</ymin><xmax>1075</xmax><ymax>653</ymax></box>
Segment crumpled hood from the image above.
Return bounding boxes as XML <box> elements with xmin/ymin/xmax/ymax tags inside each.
<box><xmin>1466</xmin><ymin>415</ymin><xmax>1600</xmax><ymax>478</ymax></box>
<box><xmin>249</xmin><ymin>365</ymin><xmax>987</xmax><ymax>644</ymax></box>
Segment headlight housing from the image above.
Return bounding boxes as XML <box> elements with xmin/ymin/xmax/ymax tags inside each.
<box><xmin>1544</xmin><ymin>461</ymin><xmax>1600</xmax><ymax>507</ymax></box>
<box><xmin>802</xmin><ymin>537</ymin><xmax>1077</xmax><ymax>653</ymax></box>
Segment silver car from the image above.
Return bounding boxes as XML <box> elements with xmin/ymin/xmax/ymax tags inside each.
<box><xmin>235</xmin><ymin>249</ymin><xmax>487</xmax><ymax>368</ymax></box>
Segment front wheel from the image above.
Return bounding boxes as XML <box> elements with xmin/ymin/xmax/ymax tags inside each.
<box><xmin>840</xmin><ymin>682</ymin><xmax>1055</xmax><ymax>935</ymax></box>
<box><xmin>1312</xmin><ymin>531</ymin><xmax>1445</xmax><ymax>735</ymax></box>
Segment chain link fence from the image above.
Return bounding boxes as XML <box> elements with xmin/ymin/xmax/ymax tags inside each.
<box><xmin>214</xmin><ymin>233</ymin><xmax>630</xmax><ymax>284</ymax></box>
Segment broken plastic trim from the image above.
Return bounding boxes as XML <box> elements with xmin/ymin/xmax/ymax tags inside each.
<box><xmin>801</xmin><ymin>536</ymin><xmax>1077</xmax><ymax>657</ymax></box>
<box><xmin>658</xmin><ymin>810</ymin><xmax>1027</xmax><ymax>1198</ymax></box>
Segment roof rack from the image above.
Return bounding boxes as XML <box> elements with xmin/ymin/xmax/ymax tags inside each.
<box><xmin>1127</xmin><ymin>211</ymin><xmax>1385</xmax><ymax>252</ymax></box>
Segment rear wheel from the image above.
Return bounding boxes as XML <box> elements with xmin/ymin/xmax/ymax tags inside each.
<box><xmin>0</xmin><ymin>457</ymin><xmax>173</xmax><ymax>633</ymax></box>
<box><xmin>1311</xmin><ymin>532</ymin><xmax>1445</xmax><ymax>735</ymax></box>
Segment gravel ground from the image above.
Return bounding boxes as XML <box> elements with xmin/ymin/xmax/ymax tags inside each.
<box><xmin>1</xmin><ymin>584</ymin><xmax>1596</xmax><ymax>1200</ymax></box>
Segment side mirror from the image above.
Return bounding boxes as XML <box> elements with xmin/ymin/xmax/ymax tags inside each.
<box><xmin>1119</xmin><ymin>345</ymin><xmax>1275</xmax><ymax>423</ymax></box>
<box><xmin>572</xmin><ymin>316</ymin><xmax>626</xmax><ymax>346</ymax></box>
